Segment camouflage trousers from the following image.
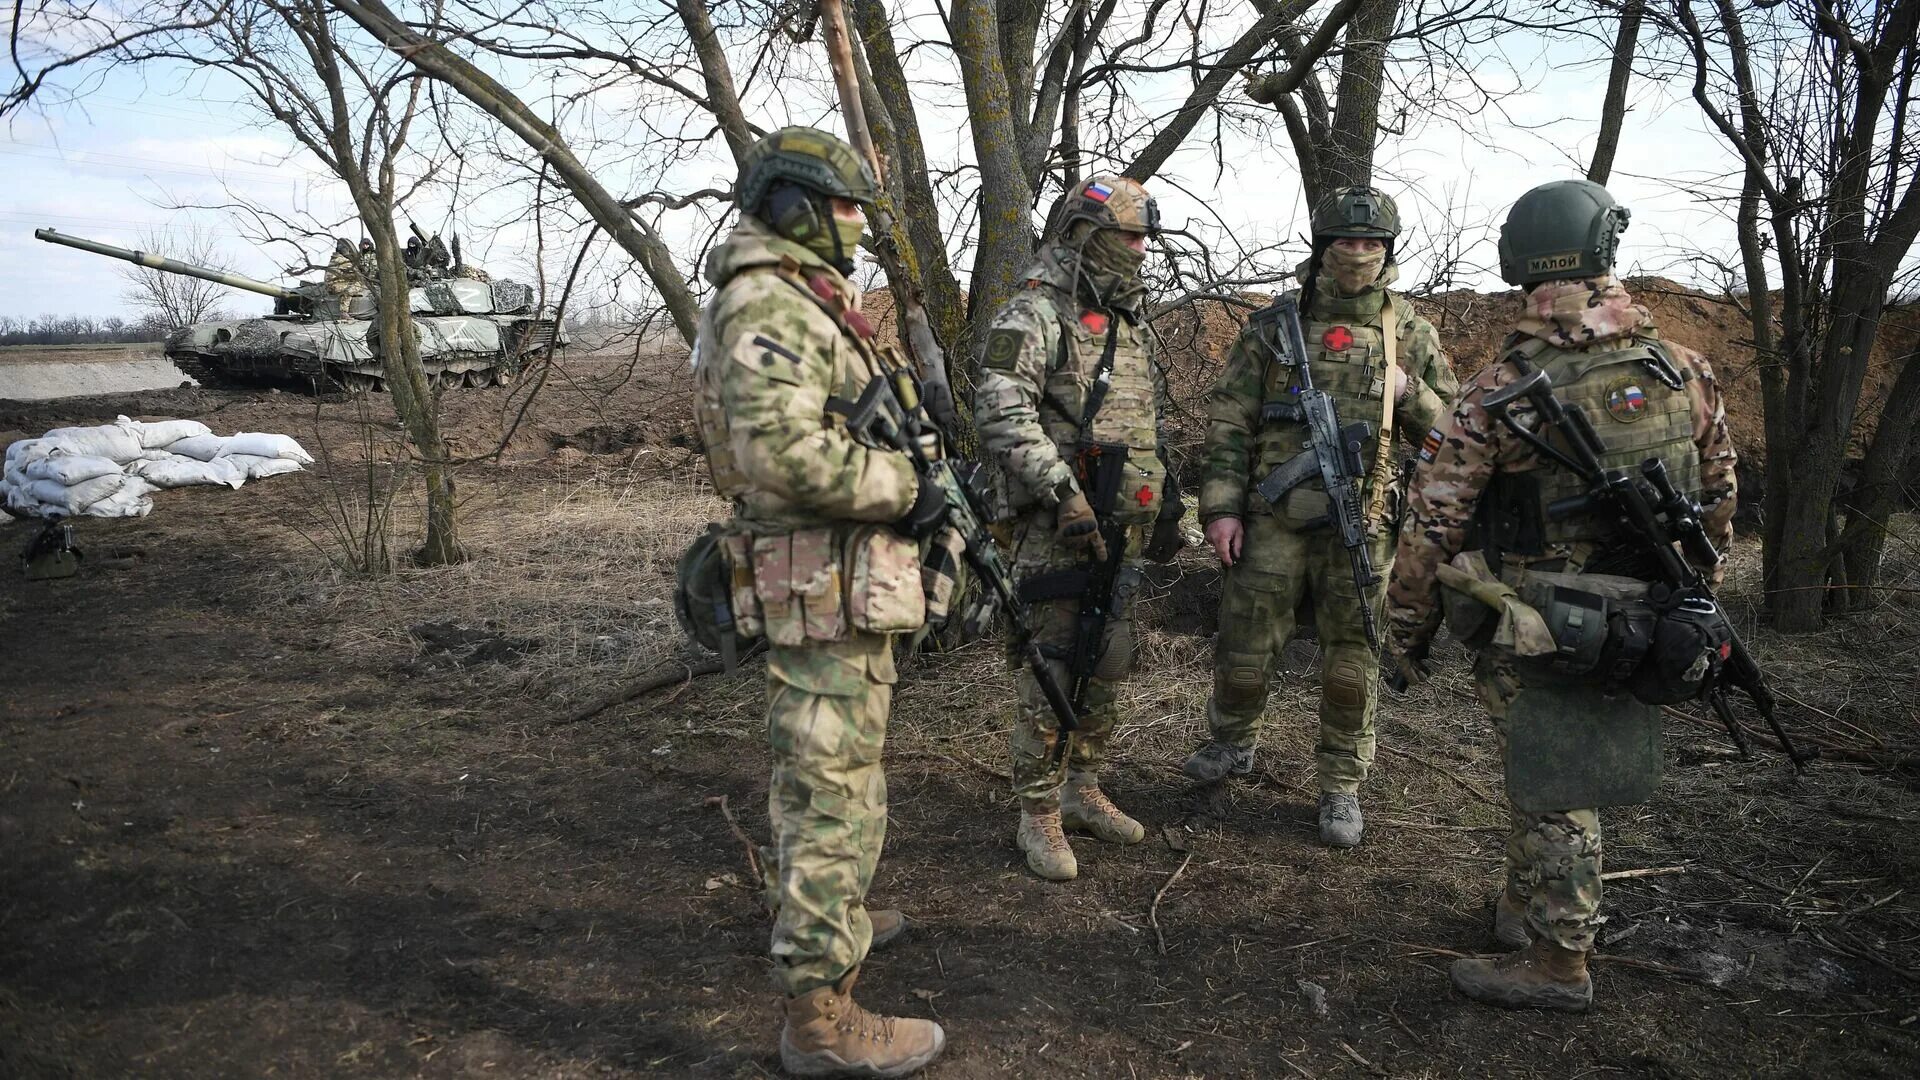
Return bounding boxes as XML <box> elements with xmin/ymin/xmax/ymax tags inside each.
<box><xmin>1205</xmin><ymin>513</ymin><xmax>1393</xmax><ymax>794</ymax></box>
<box><xmin>1476</xmin><ymin>652</ymin><xmax>1604</xmax><ymax>952</ymax></box>
<box><xmin>765</xmin><ymin>630</ymin><xmax>897</xmax><ymax>996</ymax></box>
<box><xmin>1007</xmin><ymin>516</ymin><xmax>1144</xmax><ymax>803</ymax></box>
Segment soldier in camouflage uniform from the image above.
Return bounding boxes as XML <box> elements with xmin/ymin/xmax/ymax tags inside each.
<box><xmin>691</xmin><ymin>127</ymin><xmax>946</xmax><ymax>1076</ymax></box>
<box><xmin>974</xmin><ymin>175</ymin><xmax>1169</xmax><ymax>882</ymax></box>
<box><xmin>1186</xmin><ymin>187</ymin><xmax>1458</xmax><ymax>847</ymax></box>
<box><xmin>1385</xmin><ymin>180</ymin><xmax>1737</xmax><ymax>1011</ymax></box>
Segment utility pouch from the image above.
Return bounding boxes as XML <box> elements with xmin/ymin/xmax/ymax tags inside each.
<box><xmin>751</xmin><ymin>527</ymin><xmax>847</xmax><ymax>645</ymax></box>
<box><xmin>674</xmin><ymin>524</ymin><xmax>764</xmax><ymax>669</ymax></box>
<box><xmin>1436</xmin><ymin>552</ymin><xmax>1556</xmax><ymax>657</ymax></box>
<box><xmin>1508</xmin><ymin>569</ymin><xmax>1657</xmax><ymax>684</ymax></box>
<box><xmin>845</xmin><ymin>525</ymin><xmax>927</xmax><ymax>633</ymax></box>
<box><xmin>1626</xmin><ymin>593</ymin><xmax>1732</xmax><ymax>705</ymax></box>
<box><xmin>1505</xmin><ymin>683</ymin><xmax>1663</xmax><ymax>813</ymax></box>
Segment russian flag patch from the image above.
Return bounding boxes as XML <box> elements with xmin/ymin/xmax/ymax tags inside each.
<box><xmin>1085</xmin><ymin>181</ymin><xmax>1113</xmax><ymax>203</ymax></box>
<box><xmin>1418</xmin><ymin>427</ymin><xmax>1444</xmax><ymax>463</ymax></box>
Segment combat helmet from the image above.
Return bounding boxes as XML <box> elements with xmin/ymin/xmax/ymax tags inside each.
<box><xmin>1048</xmin><ymin>175</ymin><xmax>1161</xmax><ymax>240</ymax></box>
<box><xmin>735</xmin><ymin>127</ymin><xmax>878</xmax><ymax>267</ymax></box>
<box><xmin>1312</xmin><ymin>186</ymin><xmax>1400</xmax><ymax>250</ymax></box>
<box><xmin>1498</xmin><ymin>179</ymin><xmax>1631</xmax><ymax>286</ymax></box>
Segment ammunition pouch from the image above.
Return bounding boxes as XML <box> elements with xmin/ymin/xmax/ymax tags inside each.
<box><xmin>1625</xmin><ymin>590</ymin><xmax>1733</xmax><ymax>705</ymax></box>
<box><xmin>921</xmin><ymin>525</ymin><xmax>967</xmax><ymax>622</ymax></box>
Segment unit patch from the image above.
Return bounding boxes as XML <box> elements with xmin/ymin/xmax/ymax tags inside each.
<box><xmin>983</xmin><ymin>327</ymin><xmax>1026</xmax><ymax>371</ymax></box>
<box><xmin>1526</xmin><ymin>251</ymin><xmax>1583</xmax><ymax>275</ymax></box>
<box><xmin>1604</xmin><ymin>378</ymin><xmax>1650</xmax><ymax>423</ymax></box>
<box><xmin>1080</xmin><ymin>310</ymin><xmax>1109</xmax><ymax>335</ymax></box>
<box><xmin>1323</xmin><ymin>325</ymin><xmax>1354</xmax><ymax>352</ymax></box>
<box><xmin>1418</xmin><ymin>427</ymin><xmax>1445</xmax><ymax>463</ymax></box>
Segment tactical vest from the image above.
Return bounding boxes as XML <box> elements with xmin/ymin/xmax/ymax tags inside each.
<box><xmin>1036</xmin><ymin>298</ymin><xmax>1165</xmax><ymax>526</ymax></box>
<box><xmin>693</xmin><ymin>260</ymin><xmax>888</xmax><ymax>510</ymax></box>
<box><xmin>1480</xmin><ymin>334</ymin><xmax>1702</xmax><ymax>557</ymax></box>
<box><xmin>1255</xmin><ymin>288</ymin><xmax>1396</xmax><ymax>527</ymax></box>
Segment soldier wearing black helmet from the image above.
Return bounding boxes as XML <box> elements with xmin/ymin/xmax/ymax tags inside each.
<box><xmin>1385</xmin><ymin>179</ymin><xmax>1738</xmax><ymax>1011</ymax></box>
<box><xmin>688</xmin><ymin>125</ymin><xmax>945</xmax><ymax>1076</ymax></box>
<box><xmin>1186</xmin><ymin>186</ymin><xmax>1458</xmax><ymax>848</ymax></box>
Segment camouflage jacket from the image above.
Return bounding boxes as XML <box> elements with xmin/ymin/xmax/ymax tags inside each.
<box><xmin>1199</xmin><ymin>263</ymin><xmax>1456</xmax><ymax>525</ymax></box>
<box><xmin>1385</xmin><ymin>283</ymin><xmax>1737</xmax><ymax>657</ymax></box>
<box><xmin>692</xmin><ymin>216</ymin><xmax>916</xmax><ymax>533</ymax></box>
<box><xmin>972</xmin><ymin>246</ymin><xmax>1170</xmax><ymax>525</ymax></box>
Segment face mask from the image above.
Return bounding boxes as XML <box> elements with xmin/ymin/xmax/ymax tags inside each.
<box><xmin>1323</xmin><ymin>243</ymin><xmax>1386</xmax><ymax>294</ymax></box>
<box><xmin>1080</xmin><ymin>228</ymin><xmax>1146</xmax><ymax>302</ymax></box>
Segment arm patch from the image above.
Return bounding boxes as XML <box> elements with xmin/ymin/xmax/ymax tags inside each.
<box><xmin>982</xmin><ymin>327</ymin><xmax>1026</xmax><ymax>371</ymax></box>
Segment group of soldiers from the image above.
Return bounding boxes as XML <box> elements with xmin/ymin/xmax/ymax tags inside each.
<box><xmin>689</xmin><ymin>126</ymin><xmax>1736</xmax><ymax>1078</ymax></box>
<box><xmin>322</xmin><ymin>228</ymin><xmax>491</xmax><ymax>300</ymax></box>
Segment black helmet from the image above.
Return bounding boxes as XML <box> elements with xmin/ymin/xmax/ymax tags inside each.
<box><xmin>1498</xmin><ymin>179</ymin><xmax>1632</xmax><ymax>286</ymax></box>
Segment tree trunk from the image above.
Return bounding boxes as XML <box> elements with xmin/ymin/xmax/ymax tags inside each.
<box><xmin>1586</xmin><ymin>0</ymin><xmax>1643</xmax><ymax>185</ymax></box>
<box><xmin>675</xmin><ymin>0</ymin><xmax>754</xmax><ymax>164</ymax></box>
<box><xmin>952</xmin><ymin>0</ymin><xmax>1037</xmax><ymax>335</ymax></box>
<box><xmin>1321</xmin><ymin>0</ymin><xmax>1400</xmax><ymax>191</ymax></box>
<box><xmin>1835</xmin><ymin>345</ymin><xmax>1920</xmax><ymax>608</ymax></box>
<box><xmin>357</xmin><ymin>196</ymin><xmax>465</xmax><ymax>565</ymax></box>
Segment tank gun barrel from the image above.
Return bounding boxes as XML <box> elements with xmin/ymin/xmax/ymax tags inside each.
<box><xmin>34</xmin><ymin>227</ymin><xmax>297</xmax><ymax>300</ymax></box>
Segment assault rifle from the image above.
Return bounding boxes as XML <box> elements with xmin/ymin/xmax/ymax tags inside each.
<box><xmin>1480</xmin><ymin>357</ymin><xmax>1811</xmax><ymax>771</ymax></box>
<box><xmin>1061</xmin><ymin>441</ymin><xmax>1132</xmax><ymax>747</ymax></box>
<box><xmin>1252</xmin><ymin>296</ymin><xmax>1381</xmax><ymax>650</ymax></box>
<box><xmin>830</xmin><ymin>372</ymin><xmax>1081</xmax><ymax>760</ymax></box>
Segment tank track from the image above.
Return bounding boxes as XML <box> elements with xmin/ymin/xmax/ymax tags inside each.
<box><xmin>168</xmin><ymin>352</ymin><xmax>256</xmax><ymax>391</ymax></box>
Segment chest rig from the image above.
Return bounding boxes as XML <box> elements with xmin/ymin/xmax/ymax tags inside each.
<box><xmin>694</xmin><ymin>257</ymin><xmax>891</xmax><ymax>502</ymax></box>
<box><xmin>1255</xmin><ymin>288</ymin><xmax>1395</xmax><ymax>526</ymax></box>
<box><xmin>1476</xmin><ymin>333</ymin><xmax>1703</xmax><ymax>565</ymax></box>
<box><xmin>1035</xmin><ymin>288</ymin><xmax>1165</xmax><ymax>527</ymax></box>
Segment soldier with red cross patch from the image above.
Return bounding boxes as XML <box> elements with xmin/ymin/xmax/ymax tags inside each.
<box><xmin>1186</xmin><ymin>186</ymin><xmax>1459</xmax><ymax>848</ymax></box>
<box><xmin>972</xmin><ymin>174</ymin><xmax>1176</xmax><ymax>882</ymax></box>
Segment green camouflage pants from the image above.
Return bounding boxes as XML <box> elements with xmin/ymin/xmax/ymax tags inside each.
<box><xmin>1007</xmin><ymin>517</ymin><xmax>1144</xmax><ymax>803</ymax></box>
<box><xmin>1205</xmin><ymin>512</ymin><xmax>1393</xmax><ymax>794</ymax></box>
<box><xmin>766</xmin><ymin>630</ymin><xmax>897</xmax><ymax>995</ymax></box>
<box><xmin>1476</xmin><ymin>652</ymin><xmax>1604</xmax><ymax>952</ymax></box>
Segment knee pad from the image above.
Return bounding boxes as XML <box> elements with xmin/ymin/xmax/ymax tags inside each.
<box><xmin>1215</xmin><ymin>660</ymin><xmax>1267</xmax><ymax>711</ymax></box>
<box><xmin>1323</xmin><ymin>655</ymin><xmax>1370</xmax><ymax>711</ymax></box>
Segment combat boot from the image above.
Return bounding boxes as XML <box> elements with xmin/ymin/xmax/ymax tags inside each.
<box><xmin>1318</xmin><ymin>792</ymin><xmax>1364</xmax><ymax>848</ymax></box>
<box><xmin>1492</xmin><ymin>889</ymin><xmax>1531</xmax><ymax>950</ymax></box>
<box><xmin>1061</xmin><ymin>777</ymin><xmax>1146</xmax><ymax>845</ymax></box>
<box><xmin>1182</xmin><ymin>740</ymin><xmax>1254</xmax><ymax>782</ymax></box>
<box><xmin>868</xmin><ymin>909</ymin><xmax>906</xmax><ymax>950</ymax></box>
<box><xmin>781</xmin><ymin>969</ymin><xmax>947</xmax><ymax>1077</ymax></box>
<box><xmin>1016</xmin><ymin>799</ymin><xmax>1079</xmax><ymax>881</ymax></box>
<box><xmin>1449</xmin><ymin>939</ymin><xmax>1593</xmax><ymax>1012</ymax></box>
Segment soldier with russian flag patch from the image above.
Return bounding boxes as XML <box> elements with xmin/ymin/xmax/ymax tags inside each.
<box><xmin>1385</xmin><ymin>179</ymin><xmax>1737</xmax><ymax>1014</ymax></box>
<box><xmin>1187</xmin><ymin>185</ymin><xmax>1457</xmax><ymax>849</ymax></box>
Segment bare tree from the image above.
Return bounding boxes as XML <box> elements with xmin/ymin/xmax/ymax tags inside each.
<box><xmin>119</xmin><ymin>226</ymin><xmax>232</xmax><ymax>329</ymax></box>
<box><xmin>1587</xmin><ymin>0</ymin><xmax>1644</xmax><ymax>184</ymax></box>
<box><xmin>1671</xmin><ymin>0</ymin><xmax>1920</xmax><ymax>629</ymax></box>
<box><xmin>5</xmin><ymin>0</ymin><xmax>468</xmax><ymax>565</ymax></box>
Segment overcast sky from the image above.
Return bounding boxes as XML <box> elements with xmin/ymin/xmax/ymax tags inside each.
<box><xmin>0</xmin><ymin>2</ymin><xmax>1758</xmax><ymax>324</ymax></box>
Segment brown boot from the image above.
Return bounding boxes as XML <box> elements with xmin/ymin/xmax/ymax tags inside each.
<box><xmin>1450</xmin><ymin>939</ymin><xmax>1593</xmax><ymax>1012</ymax></box>
<box><xmin>780</xmin><ymin>969</ymin><xmax>946</xmax><ymax>1078</ymax></box>
<box><xmin>1016</xmin><ymin>800</ymin><xmax>1078</xmax><ymax>881</ymax></box>
<box><xmin>1493</xmin><ymin>889</ymin><xmax>1531</xmax><ymax>950</ymax></box>
<box><xmin>1061</xmin><ymin>778</ymin><xmax>1146</xmax><ymax>845</ymax></box>
<box><xmin>868</xmin><ymin>909</ymin><xmax>906</xmax><ymax>951</ymax></box>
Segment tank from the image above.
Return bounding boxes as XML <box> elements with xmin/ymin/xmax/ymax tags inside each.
<box><xmin>34</xmin><ymin>227</ymin><xmax>565</xmax><ymax>392</ymax></box>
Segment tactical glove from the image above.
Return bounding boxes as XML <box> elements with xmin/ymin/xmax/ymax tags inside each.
<box><xmin>1053</xmin><ymin>488</ymin><xmax>1109</xmax><ymax>562</ymax></box>
<box><xmin>894</xmin><ymin>477</ymin><xmax>947</xmax><ymax>540</ymax></box>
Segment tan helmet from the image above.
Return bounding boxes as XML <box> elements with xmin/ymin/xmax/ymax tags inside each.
<box><xmin>1049</xmin><ymin>175</ymin><xmax>1161</xmax><ymax>239</ymax></box>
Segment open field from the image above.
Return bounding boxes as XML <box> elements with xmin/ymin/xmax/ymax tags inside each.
<box><xmin>3</xmin><ymin>329</ymin><xmax>1919</xmax><ymax>1078</ymax></box>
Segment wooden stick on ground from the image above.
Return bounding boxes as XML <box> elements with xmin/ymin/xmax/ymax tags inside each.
<box><xmin>556</xmin><ymin>642</ymin><xmax>766</xmax><ymax>725</ymax></box>
<box><xmin>1151</xmin><ymin>852</ymin><xmax>1195</xmax><ymax>955</ymax></box>
<box><xmin>706</xmin><ymin>794</ymin><xmax>764</xmax><ymax>890</ymax></box>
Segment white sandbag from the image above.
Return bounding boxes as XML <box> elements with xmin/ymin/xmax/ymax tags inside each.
<box><xmin>42</xmin><ymin>424</ymin><xmax>143</xmax><ymax>462</ymax></box>
<box><xmin>23</xmin><ymin>452</ymin><xmax>124</xmax><ymax>486</ymax></box>
<box><xmin>26</xmin><ymin>473</ymin><xmax>132</xmax><ymax>515</ymax></box>
<box><xmin>224</xmin><ymin>453</ymin><xmax>304</xmax><ymax>480</ymax></box>
<box><xmin>6</xmin><ymin>437</ymin><xmax>51</xmax><ymax>468</ymax></box>
<box><xmin>222</xmin><ymin>431</ymin><xmax>314</xmax><ymax>464</ymax></box>
<box><xmin>165</xmin><ymin>434</ymin><xmax>229</xmax><ymax>461</ymax></box>
<box><xmin>81</xmin><ymin>476</ymin><xmax>155</xmax><ymax>518</ymax></box>
<box><xmin>117</xmin><ymin>415</ymin><xmax>212</xmax><ymax>450</ymax></box>
<box><xmin>127</xmin><ymin>454</ymin><xmax>247</xmax><ymax>489</ymax></box>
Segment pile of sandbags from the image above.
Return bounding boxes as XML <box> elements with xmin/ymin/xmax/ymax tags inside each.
<box><xmin>2</xmin><ymin>415</ymin><xmax>313</xmax><ymax>519</ymax></box>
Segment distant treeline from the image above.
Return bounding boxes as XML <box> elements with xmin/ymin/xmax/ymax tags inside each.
<box><xmin>0</xmin><ymin>314</ymin><xmax>171</xmax><ymax>346</ymax></box>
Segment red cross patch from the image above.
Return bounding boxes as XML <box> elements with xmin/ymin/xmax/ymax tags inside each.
<box><xmin>1080</xmin><ymin>310</ymin><xmax>1109</xmax><ymax>335</ymax></box>
<box><xmin>1322</xmin><ymin>326</ymin><xmax>1354</xmax><ymax>351</ymax></box>
<box><xmin>1136</xmin><ymin>485</ymin><xmax>1153</xmax><ymax>507</ymax></box>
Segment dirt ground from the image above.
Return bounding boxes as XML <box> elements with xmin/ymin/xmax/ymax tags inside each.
<box><xmin>4</xmin><ymin>336</ymin><xmax>1920</xmax><ymax>1079</ymax></box>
